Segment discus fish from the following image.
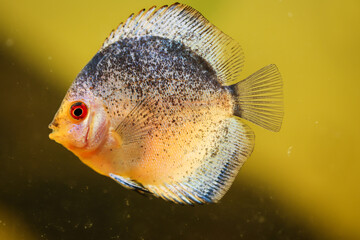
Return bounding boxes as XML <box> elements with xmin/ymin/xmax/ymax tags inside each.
<box><xmin>49</xmin><ymin>3</ymin><xmax>283</xmax><ymax>204</ymax></box>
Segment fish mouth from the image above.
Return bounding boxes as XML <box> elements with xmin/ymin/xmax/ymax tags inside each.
<box><xmin>49</xmin><ymin>129</ymin><xmax>59</xmax><ymax>141</ymax></box>
<box><xmin>48</xmin><ymin>122</ymin><xmax>90</xmax><ymax>149</ymax></box>
<box><xmin>48</xmin><ymin>122</ymin><xmax>60</xmax><ymax>141</ymax></box>
<box><xmin>49</xmin><ymin>131</ymin><xmax>57</xmax><ymax>140</ymax></box>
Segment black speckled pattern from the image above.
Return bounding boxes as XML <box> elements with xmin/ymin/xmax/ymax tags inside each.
<box><xmin>69</xmin><ymin>36</ymin><xmax>231</xmax><ymax>127</ymax></box>
<box><xmin>64</xmin><ymin>35</ymin><xmax>252</xmax><ymax>205</ymax></box>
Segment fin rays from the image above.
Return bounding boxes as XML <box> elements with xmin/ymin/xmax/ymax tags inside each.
<box><xmin>232</xmin><ymin>64</ymin><xmax>284</xmax><ymax>132</ymax></box>
<box><xmin>142</xmin><ymin>117</ymin><xmax>254</xmax><ymax>205</ymax></box>
<box><xmin>115</xmin><ymin>96</ymin><xmax>158</xmax><ymax>145</ymax></box>
<box><xmin>102</xmin><ymin>3</ymin><xmax>244</xmax><ymax>85</ymax></box>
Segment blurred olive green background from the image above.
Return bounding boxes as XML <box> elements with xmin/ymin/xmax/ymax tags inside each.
<box><xmin>0</xmin><ymin>0</ymin><xmax>359</xmax><ymax>239</ymax></box>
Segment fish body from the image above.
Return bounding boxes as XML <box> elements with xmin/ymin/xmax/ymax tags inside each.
<box><xmin>49</xmin><ymin>3</ymin><xmax>283</xmax><ymax>204</ymax></box>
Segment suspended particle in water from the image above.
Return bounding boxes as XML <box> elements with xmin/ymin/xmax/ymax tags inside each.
<box><xmin>287</xmin><ymin>146</ymin><xmax>293</xmax><ymax>156</ymax></box>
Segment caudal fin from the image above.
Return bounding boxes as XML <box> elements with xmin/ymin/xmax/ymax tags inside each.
<box><xmin>231</xmin><ymin>64</ymin><xmax>284</xmax><ymax>132</ymax></box>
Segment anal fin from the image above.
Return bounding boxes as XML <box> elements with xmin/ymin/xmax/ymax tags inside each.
<box><xmin>144</xmin><ymin>117</ymin><xmax>255</xmax><ymax>205</ymax></box>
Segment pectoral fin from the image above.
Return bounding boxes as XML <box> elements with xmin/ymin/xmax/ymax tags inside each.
<box><xmin>115</xmin><ymin>96</ymin><xmax>158</xmax><ymax>145</ymax></box>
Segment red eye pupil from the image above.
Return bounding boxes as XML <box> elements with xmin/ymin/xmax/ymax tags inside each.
<box><xmin>70</xmin><ymin>102</ymin><xmax>88</xmax><ymax>120</ymax></box>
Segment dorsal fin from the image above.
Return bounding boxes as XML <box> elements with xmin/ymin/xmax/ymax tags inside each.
<box><xmin>101</xmin><ymin>3</ymin><xmax>244</xmax><ymax>85</ymax></box>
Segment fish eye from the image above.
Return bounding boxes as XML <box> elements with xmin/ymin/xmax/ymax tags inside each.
<box><xmin>70</xmin><ymin>102</ymin><xmax>88</xmax><ymax>120</ymax></box>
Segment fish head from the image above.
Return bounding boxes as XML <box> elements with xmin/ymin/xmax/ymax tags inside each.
<box><xmin>49</xmin><ymin>88</ymin><xmax>110</xmax><ymax>156</ymax></box>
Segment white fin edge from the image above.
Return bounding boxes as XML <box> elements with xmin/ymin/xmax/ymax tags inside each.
<box><xmin>102</xmin><ymin>3</ymin><xmax>244</xmax><ymax>85</ymax></box>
